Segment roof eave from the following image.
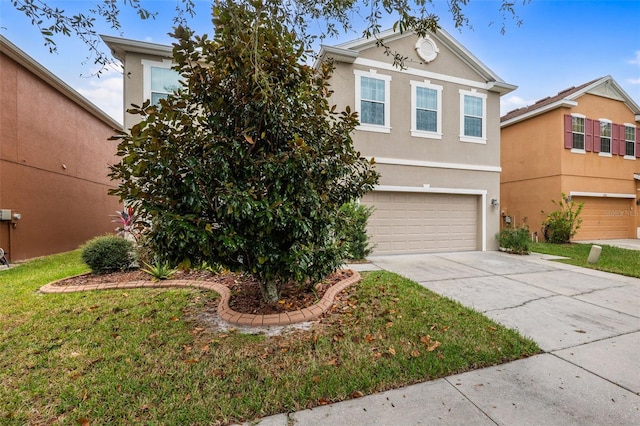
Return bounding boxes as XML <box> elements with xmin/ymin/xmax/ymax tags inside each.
<box><xmin>501</xmin><ymin>99</ymin><xmax>578</xmax><ymax>128</ymax></box>
<box><xmin>100</xmin><ymin>34</ymin><xmax>173</xmax><ymax>63</ymax></box>
<box><xmin>315</xmin><ymin>45</ymin><xmax>359</xmax><ymax>68</ymax></box>
<box><xmin>1</xmin><ymin>35</ymin><xmax>122</xmax><ymax>129</ymax></box>
<box><xmin>488</xmin><ymin>81</ymin><xmax>518</xmax><ymax>96</ymax></box>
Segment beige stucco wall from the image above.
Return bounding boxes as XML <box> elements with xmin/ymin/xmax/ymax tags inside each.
<box><xmin>328</xmin><ymin>33</ymin><xmax>504</xmax><ymax>250</ymax></box>
<box><xmin>120</xmin><ymin>51</ymin><xmax>175</xmax><ymax>130</ymax></box>
<box><xmin>501</xmin><ymin>93</ymin><xmax>640</xmax><ymax>240</ymax></box>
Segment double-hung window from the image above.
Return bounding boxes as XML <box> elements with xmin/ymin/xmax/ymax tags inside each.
<box><xmin>571</xmin><ymin>114</ymin><xmax>586</xmax><ymax>151</ymax></box>
<box><xmin>142</xmin><ymin>59</ymin><xmax>182</xmax><ymax>106</ymax></box>
<box><xmin>354</xmin><ymin>69</ymin><xmax>391</xmax><ymax>133</ymax></box>
<box><xmin>459</xmin><ymin>89</ymin><xmax>487</xmax><ymax>143</ymax></box>
<box><xmin>410</xmin><ymin>80</ymin><xmax>442</xmax><ymax>139</ymax></box>
<box><xmin>624</xmin><ymin>125</ymin><xmax>636</xmax><ymax>158</ymax></box>
<box><xmin>599</xmin><ymin>120</ymin><xmax>612</xmax><ymax>155</ymax></box>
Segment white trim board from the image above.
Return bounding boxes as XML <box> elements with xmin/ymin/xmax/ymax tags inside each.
<box><xmin>370</xmin><ymin>157</ymin><xmax>501</xmax><ymax>173</ymax></box>
<box><xmin>569</xmin><ymin>191</ymin><xmax>636</xmax><ymax>199</ymax></box>
<box><xmin>354</xmin><ymin>58</ymin><xmax>492</xmax><ymax>92</ymax></box>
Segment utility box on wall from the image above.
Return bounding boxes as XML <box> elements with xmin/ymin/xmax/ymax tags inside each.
<box><xmin>0</xmin><ymin>210</ymin><xmax>12</xmax><ymax>221</ymax></box>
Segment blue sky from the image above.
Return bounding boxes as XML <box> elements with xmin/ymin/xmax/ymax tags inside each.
<box><xmin>2</xmin><ymin>0</ymin><xmax>639</xmax><ymax>125</ymax></box>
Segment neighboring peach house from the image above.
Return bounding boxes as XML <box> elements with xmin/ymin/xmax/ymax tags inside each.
<box><xmin>0</xmin><ymin>36</ymin><xmax>122</xmax><ymax>261</ymax></box>
<box><xmin>500</xmin><ymin>76</ymin><xmax>640</xmax><ymax>241</ymax></box>
<box><xmin>103</xmin><ymin>28</ymin><xmax>515</xmax><ymax>254</ymax></box>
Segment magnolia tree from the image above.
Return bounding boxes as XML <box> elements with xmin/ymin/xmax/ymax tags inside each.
<box><xmin>109</xmin><ymin>0</ymin><xmax>379</xmax><ymax>302</ymax></box>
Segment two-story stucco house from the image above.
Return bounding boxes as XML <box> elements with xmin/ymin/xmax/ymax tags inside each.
<box><xmin>103</xmin><ymin>28</ymin><xmax>515</xmax><ymax>254</ymax></box>
<box><xmin>0</xmin><ymin>35</ymin><xmax>122</xmax><ymax>261</ymax></box>
<box><xmin>501</xmin><ymin>76</ymin><xmax>640</xmax><ymax>241</ymax></box>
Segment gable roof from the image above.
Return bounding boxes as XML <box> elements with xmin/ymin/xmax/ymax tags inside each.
<box><xmin>501</xmin><ymin>75</ymin><xmax>640</xmax><ymax>127</ymax></box>
<box><xmin>317</xmin><ymin>28</ymin><xmax>516</xmax><ymax>95</ymax></box>
<box><xmin>0</xmin><ymin>35</ymin><xmax>121</xmax><ymax>129</ymax></box>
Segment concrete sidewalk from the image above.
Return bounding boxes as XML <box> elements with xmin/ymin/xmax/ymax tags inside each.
<box><xmin>242</xmin><ymin>251</ymin><xmax>640</xmax><ymax>425</ymax></box>
<box><xmin>576</xmin><ymin>239</ymin><xmax>640</xmax><ymax>251</ymax></box>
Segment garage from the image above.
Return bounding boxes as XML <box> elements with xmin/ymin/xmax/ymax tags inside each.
<box><xmin>572</xmin><ymin>196</ymin><xmax>633</xmax><ymax>240</ymax></box>
<box><xmin>361</xmin><ymin>191</ymin><xmax>479</xmax><ymax>254</ymax></box>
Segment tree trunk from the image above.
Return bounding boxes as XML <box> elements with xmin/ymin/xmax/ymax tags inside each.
<box><xmin>260</xmin><ymin>280</ymin><xmax>281</xmax><ymax>304</ymax></box>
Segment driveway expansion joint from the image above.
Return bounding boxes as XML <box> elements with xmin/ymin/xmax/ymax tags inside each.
<box><xmin>39</xmin><ymin>269</ymin><xmax>361</xmax><ymax>327</ymax></box>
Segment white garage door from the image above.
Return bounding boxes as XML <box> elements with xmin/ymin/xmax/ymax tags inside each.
<box><xmin>361</xmin><ymin>192</ymin><xmax>479</xmax><ymax>254</ymax></box>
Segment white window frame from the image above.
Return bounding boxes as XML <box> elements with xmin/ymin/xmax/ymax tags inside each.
<box><xmin>624</xmin><ymin>123</ymin><xmax>636</xmax><ymax>160</ymax></box>
<box><xmin>410</xmin><ymin>80</ymin><xmax>443</xmax><ymax>139</ymax></box>
<box><xmin>354</xmin><ymin>69</ymin><xmax>392</xmax><ymax>133</ymax></box>
<box><xmin>141</xmin><ymin>58</ymin><xmax>181</xmax><ymax>105</ymax></box>
<box><xmin>570</xmin><ymin>113</ymin><xmax>586</xmax><ymax>154</ymax></box>
<box><xmin>459</xmin><ymin>89</ymin><xmax>487</xmax><ymax>144</ymax></box>
<box><xmin>598</xmin><ymin>118</ymin><xmax>612</xmax><ymax>157</ymax></box>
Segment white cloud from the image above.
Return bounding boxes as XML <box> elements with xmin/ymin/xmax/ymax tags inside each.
<box><xmin>76</xmin><ymin>70</ymin><xmax>123</xmax><ymax>125</ymax></box>
<box><xmin>629</xmin><ymin>50</ymin><xmax>640</xmax><ymax>65</ymax></box>
<box><xmin>500</xmin><ymin>95</ymin><xmax>535</xmax><ymax>116</ymax></box>
<box><xmin>628</xmin><ymin>77</ymin><xmax>640</xmax><ymax>85</ymax></box>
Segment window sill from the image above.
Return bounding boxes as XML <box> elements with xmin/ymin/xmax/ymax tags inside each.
<box><xmin>411</xmin><ymin>130</ymin><xmax>442</xmax><ymax>140</ymax></box>
<box><xmin>598</xmin><ymin>152</ymin><xmax>612</xmax><ymax>157</ymax></box>
<box><xmin>459</xmin><ymin>135</ymin><xmax>487</xmax><ymax>144</ymax></box>
<box><xmin>571</xmin><ymin>148</ymin><xmax>586</xmax><ymax>154</ymax></box>
<box><xmin>623</xmin><ymin>155</ymin><xmax>636</xmax><ymax>160</ymax></box>
<box><xmin>357</xmin><ymin>124</ymin><xmax>391</xmax><ymax>134</ymax></box>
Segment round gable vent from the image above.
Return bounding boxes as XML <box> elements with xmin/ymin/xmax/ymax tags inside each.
<box><xmin>415</xmin><ymin>36</ymin><xmax>439</xmax><ymax>63</ymax></box>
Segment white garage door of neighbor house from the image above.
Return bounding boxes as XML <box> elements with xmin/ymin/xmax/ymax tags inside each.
<box><xmin>573</xmin><ymin>197</ymin><xmax>633</xmax><ymax>240</ymax></box>
<box><xmin>361</xmin><ymin>192</ymin><xmax>479</xmax><ymax>254</ymax></box>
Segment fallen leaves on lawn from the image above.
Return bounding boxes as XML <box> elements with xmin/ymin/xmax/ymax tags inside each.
<box><xmin>420</xmin><ymin>335</ymin><xmax>442</xmax><ymax>352</ymax></box>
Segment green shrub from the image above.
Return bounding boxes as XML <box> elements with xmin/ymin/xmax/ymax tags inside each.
<box><xmin>541</xmin><ymin>193</ymin><xmax>584</xmax><ymax>244</ymax></box>
<box><xmin>497</xmin><ymin>226</ymin><xmax>531</xmax><ymax>255</ymax></box>
<box><xmin>338</xmin><ymin>202</ymin><xmax>375</xmax><ymax>261</ymax></box>
<box><xmin>81</xmin><ymin>235</ymin><xmax>136</xmax><ymax>274</ymax></box>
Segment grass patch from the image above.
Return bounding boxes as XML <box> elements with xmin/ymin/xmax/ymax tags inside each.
<box><xmin>531</xmin><ymin>242</ymin><xmax>640</xmax><ymax>278</ymax></box>
<box><xmin>1</xmin><ymin>251</ymin><xmax>539</xmax><ymax>425</ymax></box>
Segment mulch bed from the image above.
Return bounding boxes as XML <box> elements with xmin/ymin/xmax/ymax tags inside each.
<box><xmin>52</xmin><ymin>269</ymin><xmax>354</xmax><ymax>315</ymax></box>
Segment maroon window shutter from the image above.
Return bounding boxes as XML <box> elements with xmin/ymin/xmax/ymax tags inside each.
<box><xmin>635</xmin><ymin>127</ymin><xmax>640</xmax><ymax>158</ymax></box>
<box><xmin>592</xmin><ymin>120</ymin><xmax>600</xmax><ymax>153</ymax></box>
<box><xmin>585</xmin><ymin>118</ymin><xmax>593</xmax><ymax>151</ymax></box>
<box><xmin>611</xmin><ymin>123</ymin><xmax>619</xmax><ymax>155</ymax></box>
<box><xmin>564</xmin><ymin>115</ymin><xmax>573</xmax><ymax>149</ymax></box>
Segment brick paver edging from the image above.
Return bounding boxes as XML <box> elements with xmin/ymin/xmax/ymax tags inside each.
<box><xmin>39</xmin><ymin>270</ymin><xmax>361</xmax><ymax>327</ymax></box>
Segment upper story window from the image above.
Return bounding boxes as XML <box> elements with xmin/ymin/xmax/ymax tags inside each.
<box><xmin>624</xmin><ymin>125</ymin><xmax>636</xmax><ymax>158</ymax></box>
<box><xmin>599</xmin><ymin>120</ymin><xmax>612</xmax><ymax>154</ymax></box>
<box><xmin>571</xmin><ymin>114</ymin><xmax>586</xmax><ymax>151</ymax></box>
<box><xmin>142</xmin><ymin>59</ymin><xmax>182</xmax><ymax>106</ymax></box>
<box><xmin>459</xmin><ymin>89</ymin><xmax>487</xmax><ymax>143</ymax></box>
<box><xmin>354</xmin><ymin>69</ymin><xmax>391</xmax><ymax>133</ymax></box>
<box><xmin>410</xmin><ymin>80</ymin><xmax>442</xmax><ymax>139</ymax></box>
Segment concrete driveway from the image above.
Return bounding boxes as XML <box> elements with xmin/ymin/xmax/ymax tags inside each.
<box><xmin>250</xmin><ymin>251</ymin><xmax>640</xmax><ymax>425</ymax></box>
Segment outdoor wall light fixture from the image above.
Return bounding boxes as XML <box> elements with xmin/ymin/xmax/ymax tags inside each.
<box><xmin>490</xmin><ymin>198</ymin><xmax>499</xmax><ymax>207</ymax></box>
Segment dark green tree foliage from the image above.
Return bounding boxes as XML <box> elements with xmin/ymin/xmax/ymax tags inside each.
<box><xmin>109</xmin><ymin>0</ymin><xmax>379</xmax><ymax>302</ymax></box>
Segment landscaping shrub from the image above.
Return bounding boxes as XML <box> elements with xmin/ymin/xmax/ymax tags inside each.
<box><xmin>339</xmin><ymin>202</ymin><xmax>375</xmax><ymax>260</ymax></box>
<box><xmin>81</xmin><ymin>235</ymin><xmax>136</xmax><ymax>274</ymax></box>
<box><xmin>541</xmin><ymin>193</ymin><xmax>583</xmax><ymax>243</ymax></box>
<box><xmin>497</xmin><ymin>226</ymin><xmax>531</xmax><ymax>255</ymax></box>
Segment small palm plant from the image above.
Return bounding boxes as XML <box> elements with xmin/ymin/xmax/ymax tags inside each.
<box><xmin>141</xmin><ymin>260</ymin><xmax>177</xmax><ymax>280</ymax></box>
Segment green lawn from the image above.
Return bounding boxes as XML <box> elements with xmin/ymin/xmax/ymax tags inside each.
<box><xmin>1</xmin><ymin>250</ymin><xmax>539</xmax><ymax>425</ymax></box>
<box><xmin>531</xmin><ymin>242</ymin><xmax>640</xmax><ymax>278</ymax></box>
